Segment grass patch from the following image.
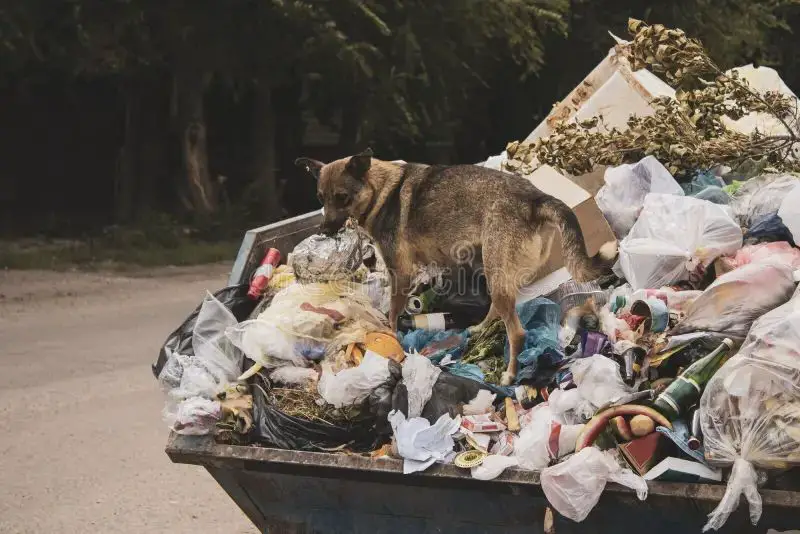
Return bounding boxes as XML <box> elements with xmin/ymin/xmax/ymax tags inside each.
<box><xmin>0</xmin><ymin>237</ymin><xmax>240</xmax><ymax>271</ymax></box>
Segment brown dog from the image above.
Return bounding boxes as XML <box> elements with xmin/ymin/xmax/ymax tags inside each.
<box><xmin>296</xmin><ymin>149</ymin><xmax>618</xmax><ymax>384</ymax></box>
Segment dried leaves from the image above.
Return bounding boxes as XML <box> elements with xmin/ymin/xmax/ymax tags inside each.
<box><xmin>503</xmin><ymin>19</ymin><xmax>800</xmax><ymax>178</ymax></box>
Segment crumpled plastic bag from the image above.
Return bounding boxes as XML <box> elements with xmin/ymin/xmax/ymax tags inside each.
<box><xmin>744</xmin><ymin>213</ymin><xmax>795</xmax><ymax>246</ymax></box>
<box><xmin>718</xmin><ymin>242</ymin><xmax>800</xmax><ymax>273</ymax></box>
<box><xmin>572</xmin><ymin>355</ymin><xmax>632</xmax><ymax>411</ymax></box>
<box><xmin>671</xmin><ymin>262</ymin><xmax>796</xmax><ymax>341</ymax></box>
<box><xmin>471</xmin><ymin>455</ymin><xmax>519</xmax><ymax>480</ymax></box>
<box><xmin>596</xmin><ymin>156</ymin><xmax>684</xmax><ymax>239</ymax></box>
<box><xmin>541</xmin><ymin>447</ymin><xmax>648</xmax><ymax>522</ymax></box>
<box><xmin>289</xmin><ymin>224</ymin><xmax>365</xmax><ymax>283</ymax></box>
<box><xmin>400</xmin><ymin>329</ymin><xmax>469</xmax><ymax>364</ymax></box>
<box><xmin>506</xmin><ymin>298</ymin><xmax>563</xmax><ymax>383</ymax></box>
<box><xmin>160</xmin><ymin>292</ymin><xmax>244</xmax><ymax>435</ymax></box>
<box><xmin>700</xmin><ymin>294</ymin><xmax>800</xmax><ymax>531</ymax></box>
<box><xmin>618</xmin><ymin>193</ymin><xmax>743</xmax><ymax>290</ymax></box>
<box><xmin>515</xmin><ymin>404</ymin><xmax>584</xmax><ymax>470</ymax></box>
<box><xmin>730</xmin><ymin>173</ymin><xmax>799</xmax><ymax>227</ymax></box>
<box><xmin>318</xmin><ymin>350</ymin><xmax>392</xmax><ymax>408</ymax></box>
<box><xmin>227</xmin><ymin>281</ymin><xmax>388</xmax><ymax>369</ymax></box>
<box><xmin>402</xmin><ymin>353</ymin><xmax>442</xmax><ymax>418</ymax></box>
<box><xmin>389</xmin><ymin>410</ymin><xmax>461</xmax><ymax>474</ymax></box>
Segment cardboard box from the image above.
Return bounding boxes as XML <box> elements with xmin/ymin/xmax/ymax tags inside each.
<box><xmin>525</xmin><ymin>164</ymin><xmax>616</xmax><ymax>278</ymax></box>
<box><xmin>524</xmin><ymin>46</ymin><xmax>675</xmax><ymax>195</ymax></box>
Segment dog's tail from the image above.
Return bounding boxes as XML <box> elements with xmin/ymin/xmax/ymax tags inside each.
<box><xmin>540</xmin><ymin>198</ymin><xmax>618</xmax><ymax>282</ymax></box>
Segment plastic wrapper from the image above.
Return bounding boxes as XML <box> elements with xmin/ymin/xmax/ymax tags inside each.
<box><xmin>318</xmin><ymin>351</ymin><xmax>391</xmax><ymax>408</ymax></box>
<box><xmin>671</xmin><ymin>262</ymin><xmax>796</xmax><ymax>341</ymax></box>
<box><xmin>596</xmin><ymin>156</ymin><xmax>684</xmax><ymax>239</ymax></box>
<box><xmin>289</xmin><ymin>225</ymin><xmax>365</xmax><ymax>283</ymax></box>
<box><xmin>541</xmin><ymin>447</ymin><xmax>648</xmax><ymax>522</ymax></box>
<box><xmin>730</xmin><ymin>173</ymin><xmax>800</xmax><ymax>227</ymax></box>
<box><xmin>700</xmin><ymin>295</ymin><xmax>800</xmax><ymax>531</ymax></box>
<box><xmin>462</xmin><ymin>390</ymin><xmax>496</xmax><ymax>416</ymax></box>
<box><xmin>618</xmin><ymin>193</ymin><xmax>743</xmax><ymax>290</ymax></box>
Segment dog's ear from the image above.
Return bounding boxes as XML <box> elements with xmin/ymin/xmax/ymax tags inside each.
<box><xmin>345</xmin><ymin>148</ymin><xmax>373</xmax><ymax>180</ymax></box>
<box><xmin>294</xmin><ymin>157</ymin><xmax>325</xmax><ymax>180</ymax></box>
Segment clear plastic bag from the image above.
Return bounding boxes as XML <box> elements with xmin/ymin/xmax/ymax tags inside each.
<box><xmin>671</xmin><ymin>262</ymin><xmax>796</xmax><ymax>341</ymax></box>
<box><xmin>402</xmin><ymin>353</ymin><xmax>442</xmax><ymax>419</ymax></box>
<box><xmin>700</xmin><ymin>294</ymin><xmax>800</xmax><ymax>531</ymax></box>
<box><xmin>514</xmin><ymin>404</ymin><xmax>584</xmax><ymax>470</ymax></box>
<box><xmin>730</xmin><ymin>173</ymin><xmax>799</xmax><ymax>227</ymax></box>
<box><xmin>160</xmin><ymin>292</ymin><xmax>243</xmax><ymax>434</ymax></box>
<box><xmin>618</xmin><ymin>193</ymin><xmax>743</xmax><ymax>290</ymax></box>
<box><xmin>318</xmin><ymin>350</ymin><xmax>391</xmax><ymax>408</ymax></box>
<box><xmin>541</xmin><ymin>447</ymin><xmax>648</xmax><ymax>522</ymax></box>
<box><xmin>571</xmin><ymin>355</ymin><xmax>632</xmax><ymax>411</ymax></box>
<box><xmin>596</xmin><ymin>156</ymin><xmax>684</xmax><ymax>239</ymax></box>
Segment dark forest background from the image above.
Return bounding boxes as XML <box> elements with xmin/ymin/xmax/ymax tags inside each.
<box><xmin>0</xmin><ymin>0</ymin><xmax>798</xmax><ymax>266</ymax></box>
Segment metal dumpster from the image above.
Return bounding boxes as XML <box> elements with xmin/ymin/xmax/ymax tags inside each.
<box><xmin>166</xmin><ymin>211</ymin><xmax>800</xmax><ymax>533</ymax></box>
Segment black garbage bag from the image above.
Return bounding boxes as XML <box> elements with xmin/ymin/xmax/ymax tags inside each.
<box><xmin>250</xmin><ymin>372</ymin><xmax>382</xmax><ymax>452</ymax></box>
<box><xmin>374</xmin><ymin>369</ymin><xmax>491</xmax><ymax>438</ymax></box>
<box><xmin>152</xmin><ymin>284</ymin><xmax>258</xmax><ymax>380</ymax></box>
<box><xmin>431</xmin><ymin>263</ymin><xmax>491</xmax><ymax>326</ymax></box>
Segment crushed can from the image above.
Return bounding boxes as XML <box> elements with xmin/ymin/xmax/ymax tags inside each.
<box><xmin>248</xmin><ymin>248</ymin><xmax>281</xmax><ymax>300</ymax></box>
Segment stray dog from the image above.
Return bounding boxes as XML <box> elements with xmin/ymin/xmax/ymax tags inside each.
<box><xmin>295</xmin><ymin>149</ymin><xmax>618</xmax><ymax>384</ymax></box>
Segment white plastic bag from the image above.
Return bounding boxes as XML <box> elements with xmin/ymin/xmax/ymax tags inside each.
<box><xmin>165</xmin><ymin>397</ymin><xmax>221</xmax><ymax>436</ymax></box>
<box><xmin>671</xmin><ymin>262</ymin><xmax>796</xmax><ymax>341</ymax></box>
<box><xmin>730</xmin><ymin>173</ymin><xmax>799</xmax><ymax>226</ymax></box>
<box><xmin>700</xmin><ymin>294</ymin><xmax>800</xmax><ymax>531</ymax></box>
<box><xmin>571</xmin><ymin>355</ymin><xmax>633</xmax><ymax>411</ymax></box>
<box><xmin>541</xmin><ymin>447</ymin><xmax>648</xmax><ymax>522</ymax></box>
<box><xmin>471</xmin><ymin>455</ymin><xmax>519</xmax><ymax>481</ymax></box>
<box><xmin>618</xmin><ymin>194</ymin><xmax>743</xmax><ymax>290</ymax></box>
<box><xmin>515</xmin><ymin>404</ymin><xmax>584</xmax><ymax>470</ymax></box>
<box><xmin>402</xmin><ymin>352</ymin><xmax>442</xmax><ymax>419</ymax></box>
<box><xmin>596</xmin><ymin>156</ymin><xmax>684</xmax><ymax>239</ymax></box>
<box><xmin>318</xmin><ymin>350</ymin><xmax>391</xmax><ymax>408</ymax></box>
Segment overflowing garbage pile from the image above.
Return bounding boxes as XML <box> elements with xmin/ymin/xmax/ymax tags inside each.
<box><xmin>152</xmin><ymin>20</ymin><xmax>800</xmax><ymax>533</ymax></box>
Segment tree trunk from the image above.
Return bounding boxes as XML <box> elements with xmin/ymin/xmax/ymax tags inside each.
<box><xmin>252</xmin><ymin>79</ymin><xmax>281</xmax><ymax>222</ymax></box>
<box><xmin>176</xmin><ymin>69</ymin><xmax>216</xmax><ymax>215</ymax></box>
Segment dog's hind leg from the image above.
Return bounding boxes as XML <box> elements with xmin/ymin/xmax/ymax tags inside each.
<box><xmin>494</xmin><ymin>293</ymin><xmax>525</xmax><ymax>386</ymax></box>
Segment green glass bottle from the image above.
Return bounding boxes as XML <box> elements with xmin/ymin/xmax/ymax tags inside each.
<box><xmin>653</xmin><ymin>338</ymin><xmax>735</xmax><ymax>421</ymax></box>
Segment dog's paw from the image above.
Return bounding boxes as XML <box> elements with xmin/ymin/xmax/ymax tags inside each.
<box><xmin>500</xmin><ymin>371</ymin><xmax>515</xmax><ymax>386</ymax></box>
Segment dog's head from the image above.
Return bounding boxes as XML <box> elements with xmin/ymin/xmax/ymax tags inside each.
<box><xmin>295</xmin><ymin>148</ymin><xmax>376</xmax><ymax>235</ymax></box>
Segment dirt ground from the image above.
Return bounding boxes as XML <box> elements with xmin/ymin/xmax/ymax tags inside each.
<box><xmin>0</xmin><ymin>265</ymin><xmax>257</xmax><ymax>533</ymax></box>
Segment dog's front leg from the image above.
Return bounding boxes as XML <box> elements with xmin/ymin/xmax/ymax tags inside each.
<box><xmin>388</xmin><ymin>269</ymin><xmax>412</xmax><ymax>333</ymax></box>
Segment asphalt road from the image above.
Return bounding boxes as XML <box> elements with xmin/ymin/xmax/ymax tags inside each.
<box><xmin>0</xmin><ymin>266</ymin><xmax>257</xmax><ymax>533</ymax></box>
